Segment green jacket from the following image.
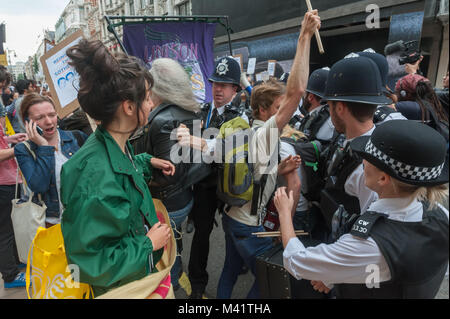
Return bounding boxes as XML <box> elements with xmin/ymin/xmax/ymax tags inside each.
<box><xmin>60</xmin><ymin>126</ymin><xmax>162</xmax><ymax>297</ymax></box>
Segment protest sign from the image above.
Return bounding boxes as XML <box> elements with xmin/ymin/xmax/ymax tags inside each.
<box><xmin>40</xmin><ymin>30</ymin><xmax>83</xmax><ymax>119</ymax></box>
<box><xmin>247</xmin><ymin>57</ymin><xmax>256</xmax><ymax>75</ymax></box>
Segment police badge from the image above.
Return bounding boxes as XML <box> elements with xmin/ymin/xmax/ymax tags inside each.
<box><xmin>216</xmin><ymin>58</ymin><xmax>229</xmax><ymax>75</ymax></box>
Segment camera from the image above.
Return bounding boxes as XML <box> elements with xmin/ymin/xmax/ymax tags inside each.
<box><xmin>399</xmin><ymin>51</ymin><xmax>421</xmax><ymax>65</ymax></box>
<box><xmin>384</xmin><ymin>40</ymin><xmax>421</xmax><ymax>65</ymax></box>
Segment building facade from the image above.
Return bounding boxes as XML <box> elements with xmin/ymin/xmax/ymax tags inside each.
<box><xmin>55</xmin><ymin>0</ymin><xmax>89</xmax><ymax>43</ymax></box>
<box><xmin>85</xmin><ymin>0</ymin><xmax>192</xmax><ymax>53</ymax></box>
<box><xmin>193</xmin><ymin>0</ymin><xmax>449</xmax><ymax>87</ymax></box>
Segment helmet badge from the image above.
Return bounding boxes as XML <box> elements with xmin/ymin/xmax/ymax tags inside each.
<box><xmin>216</xmin><ymin>58</ymin><xmax>229</xmax><ymax>76</ymax></box>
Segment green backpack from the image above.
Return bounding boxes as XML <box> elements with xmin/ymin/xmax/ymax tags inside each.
<box><xmin>216</xmin><ymin>117</ymin><xmax>267</xmax><ymax>214</ymax></box>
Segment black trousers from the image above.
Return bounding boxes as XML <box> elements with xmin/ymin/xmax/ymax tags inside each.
<box><xmin>188</xmin><ymin>184</ymin><xmax>218</xmax><ymax>293</ymax></box>
<box><xmin>0</xmin><ymin>185</ymin><xmax>20</xmax><ymax>283</ymax></box>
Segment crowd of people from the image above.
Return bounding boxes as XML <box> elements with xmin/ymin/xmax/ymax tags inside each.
<box><xmin>0</xmin><ymin>9</ymin><xmax>448</xmax><ymax>299</ymax></box>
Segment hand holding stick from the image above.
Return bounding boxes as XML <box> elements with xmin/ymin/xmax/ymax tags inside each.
<box><xmin>305</xmin><ymin>0</ymin><xmax>325</xmax><ymax>54</ymax></box>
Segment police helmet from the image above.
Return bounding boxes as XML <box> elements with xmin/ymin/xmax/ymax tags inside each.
<box><xmin>323</xmin><ymin>56</ymin><xmax>391</xmax><ymax>105</ymax></box>
<box><xmin>356</xmin><ymin>51</ymin><xmax>389</xmax><ymax>89</ymax></box>
<box><xmin>306</xmin><ymin>67</ymin><xmax>330</xmax><ymax>98</ymax></box>
<box><xmin>209</xmin><ymin>57</ymin><xmax>242</xmax><ymax>92</ymax></box>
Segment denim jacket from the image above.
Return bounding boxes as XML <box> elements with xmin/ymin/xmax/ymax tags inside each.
<box><xmin>14</xmin><ymin>129</ymin><xmax>88</xmax><ymax>218</ymax></box>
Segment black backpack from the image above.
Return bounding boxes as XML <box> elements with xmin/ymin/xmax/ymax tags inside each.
<box><xmin>280</xmin><ymin>137</ymin><xmax>324</xmax><ymax>202</ymax></box>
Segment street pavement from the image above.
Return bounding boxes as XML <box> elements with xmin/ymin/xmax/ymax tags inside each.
<box><xmin>1</xmin><ymin>210</ymin><xmax>448</xmax><ymax>299</ymax></box>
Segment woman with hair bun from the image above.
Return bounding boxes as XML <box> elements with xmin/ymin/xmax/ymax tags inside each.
<box><xmin>61</xmin><ymin>39</ymin><xmax>175</xmax><ymax>297</ymax></box>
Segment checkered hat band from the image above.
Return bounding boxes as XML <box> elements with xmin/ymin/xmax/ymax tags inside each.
<box><xmin>364</xmin><ymin>140</ymin><xmax>444</xmax><ymax>181</ymax></box>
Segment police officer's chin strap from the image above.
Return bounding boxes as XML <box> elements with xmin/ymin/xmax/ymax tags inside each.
<box><xmin>240</xmin><ymin>72</ymin><xmax>252</xmax><ymax>95</ymax></box>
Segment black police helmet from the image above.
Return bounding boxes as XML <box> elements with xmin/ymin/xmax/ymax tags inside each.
<box><xmin>306</xmin><ymin>67</ymin><xmax>330</xmax><ymax>99</ymax></box>
<box><xmin>209</xmin><ymin>57</ymin><xmax>242</xmax><ymax>92</ymax></box>
<box><xmin>357</xmin><ymin>51</ymin><xmax>389</xmax><ymax>89</ymax></box>
<box><xmin>323</xmin><ymin>56</ymin><xmax>391</xmax><ymax>105</ymax></box>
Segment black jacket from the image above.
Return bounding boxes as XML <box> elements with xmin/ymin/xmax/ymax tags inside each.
<box><xmin>131</xmin><ymin>103</ymin><xmax>209</xmax><ymax>211</ymax></box>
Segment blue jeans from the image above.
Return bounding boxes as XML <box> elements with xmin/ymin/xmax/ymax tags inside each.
<box><xmin>217</xmin><ymin>213</ymin><xmax>273</xmax><ymax>299</ymax></box>
<box><xmin>168</xmin><ymin>198</ymin><xmax>193</xmax><ymax>288</ymax></box>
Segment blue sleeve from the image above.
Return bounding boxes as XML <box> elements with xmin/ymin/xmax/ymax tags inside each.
<box><xmin>14</xmin><ymin>142</ymin><xmax>55</xmax><ymax>194</ymax></box>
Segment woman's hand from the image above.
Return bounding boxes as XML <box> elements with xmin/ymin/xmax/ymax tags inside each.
<box><xmin>25</xmin><ymin>119</ymin><xmax>48</xmax><ymax>146</ymax></box>
<box><xmin>5</xmin><ymin>133</ymin><xmax>28</xmax><ymax>144</ymax></box>
<box><xmin>311</xmin><ymin>280</ymin><xmax>331</xmax><ymax>294</ymax></box>
<box><xmin>274</xmin><ymin>187</ymin><xmax>294</xmax><ymax>218</ymax></box>
<box><xmin>150</xmin><ymin>157</ymin><xmax>175</xmax><ymax>176</ymax></box>
<box><xmin>146</xmin><ymin>222</ymin><xmax>171</xmax><ymax>251</ymax></box>
<box><xmin>278</xmin><ymin>155</ymin><xmax>301</xmax><ymax>176</ymax></box>
<box><xmin>176</xmin><ymin>124</ymin><xmax>191</xmax><ymax>147</ymax></box>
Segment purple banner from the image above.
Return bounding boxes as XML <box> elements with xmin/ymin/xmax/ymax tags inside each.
<box><xmin>123</xmin><ymin>22</ymin><xmax>217</xmax><ymax>103</ymax></box>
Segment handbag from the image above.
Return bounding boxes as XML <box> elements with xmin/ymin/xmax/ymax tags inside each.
<box><xmin>11</xmin><ymin>141</ymin><xmax>47</xmax><ymax>263</ymax></box>
<box><xmin>96</xmin><ymin>199</ymin><xmax>176</xmax><ymax>299</ymax></box>
<box><xmin>25</xmin><ymin>224</ymin><xmax>93</xmax><ymax>299</ymax></box>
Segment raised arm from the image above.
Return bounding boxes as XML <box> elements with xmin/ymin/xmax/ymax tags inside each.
<box><xmin>275</xmin><ymin>10</ymin><xmax>321</xmax><ymax>131</ymax></box>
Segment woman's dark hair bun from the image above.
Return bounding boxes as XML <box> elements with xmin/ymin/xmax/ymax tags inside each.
<box><xmin>66</xmin><ymin>38</ymin><xmax>152</xmax><ymax>126</ymax></box>
<box><xmin>67</xmin><ymin>39</ymin><xmax>119</xmax><ymax>81</ymax></box>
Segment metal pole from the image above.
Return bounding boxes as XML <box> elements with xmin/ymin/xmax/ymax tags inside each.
<box><xmin>104</xmin><ymin>15</ymin><xmax>128</xmax><ymax>55</ymax></box>
<box><xmin>225</xmin><ymin>17</ymin><xmax>233</xmax><ymax>56</ymax></box>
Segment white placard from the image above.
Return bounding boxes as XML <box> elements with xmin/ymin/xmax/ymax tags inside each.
<box><xmin>40</xmin><ymin>30</ymin><xmax>84</xmax><ymax>119</ymax></box>
<box><xmin>256</xmin><ymin>73</ymin><xmax>262</xmax><ymax>82</ymax></box>
<box><xmin>247</xmin><ymin>57</ymin><xmax>256</xmax><ymax>75</ymax></box>
<box><xmin>267</xmin><ymin>60</ymin><xmax>277</xmax><ymax>76</ymax></box>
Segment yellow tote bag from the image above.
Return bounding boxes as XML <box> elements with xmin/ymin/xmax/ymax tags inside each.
<box><xmin>26</xmin><ymin>224</ymin><xmax>93</xmax><ymax>299</ymax></box>
<box><xmin>97</xmin><ymin>199</ymin><xmax>176</xmax><ymax>299</ymax></box>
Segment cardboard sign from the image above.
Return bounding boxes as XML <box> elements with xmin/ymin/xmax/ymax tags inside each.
<box><xmin>267</xmin><ymin>60</ymin><xmax>277</xmax><ymax>76</ymax></box>
<box><xmin>40</xmin><ymin>30</ymin><xmax>83</xmax><ymax>119</ymax></box>
<box><xmin>247</xmin><ymin>57</ymin><xmax>256</xmax><ymax>75</ymax></box>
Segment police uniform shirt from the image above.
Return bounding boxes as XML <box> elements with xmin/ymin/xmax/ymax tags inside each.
<box><xmin>308</xmin><ymin>104</ymin><xmax>335</xmax><ymax>142</ymax></box>
<box><xmin>282</xmin><ymin>197</ymin><xmax>449</xmax><ymax>289</ymax></box>
<box><xmin>204</xmin><ymin>101</ymin><xmax>249</xmax><ymax>155</ymax></box>
<box><xmin>344</xmin><ymin>126</ymin><xmax>378</xmax><ymax>214</ymax></box>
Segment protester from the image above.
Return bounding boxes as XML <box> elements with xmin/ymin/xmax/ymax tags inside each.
<box><xmin>61</xmin><ymin>39</ymin><xmax>174</xmax><ymax>297</ymax></box>
<box><xmin>132</xmin><ymin>57</ymin><xmax>201</xmax><ymax>294</ymax></box>
<box><xmin>435</xmin><ymin>70</ymin><xmax>449</xmax><ymax>117</ymax></box>
<box><xmin>0</xmin><ymin>74</ymin><xmax>28</xmax><ymax>289</ymax></box>
<box><xmin>276</xmin><ymin>120</ymin><xmax>449</xmax><ymax>299</ymax></box>
<box><xmin>209</xmin><ymin>11</ymin><xmax>319</xmax><ymax>299</ymax></box>
<box><xmin>13</xmin><ymin>93</ymin><xmax>87</xmax><ymax>227</ymax></box>
<box><xmin>0</xmin><ymin>66</ymin><xmax>9</xmax><ymax>129</ymax></box>
<box><xmin>279</xmin><ymin>125</ymin><xmax>317</xmax><ymax>234</ymax></box>
<box><xmin>6</xmin><ymin>79</ymin><xmax>34</xmax><ymax>134</ymax></box>
<box><xmin>395</xmin><ymin>73</ymin><xmax>448</xmax><ymax>124</ymax></box>
<box><xmin>319</xmin><ymin>56</ymin><xmax>392</xmax><ymax>237</ymax></box>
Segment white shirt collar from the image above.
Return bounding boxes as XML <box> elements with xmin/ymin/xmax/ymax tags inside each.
<box><xmin>211</xmin><ymin>101</ymin><xmax>230</xmax><ymax>116</ymax></box>
<box><xmin>345</xmin><ymin>125</ymin><xmax>375</xmax><ymax>145</ymax></box>
<box><xmin>309</xmin><ymin>104</ymin><xmax>326</xmax><ymax>116</ymax></box>
<box><xmin>367</xmin><ymin>197</ymin><xmax>424</xmax><ymax>222</ymax></box>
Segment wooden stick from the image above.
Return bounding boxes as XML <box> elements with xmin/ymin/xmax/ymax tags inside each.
<box><xmin>252</xmin><ymin>231</ymin><xmax>309</xmax><ymax>238</ymax></box>
<box><xmin>305</xmin><ymin>0</ymin><xmax>325</xmax><ymax>54</ymax></box>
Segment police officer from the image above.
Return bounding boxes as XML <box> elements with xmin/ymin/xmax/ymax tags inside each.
<box><xmin>188</xmin><ymin>56</ymin><xmax>247</xmax><ymax>299</ymax></box>
<box><xmin>318</xmin><ymin>56</ymin><xmax>392</xmax><ymax>232</ymax></box>
<box><xmin>275</xmin><ymin>119</ymin><xmax>449</xmax><ymax>298</ymax></box>
<box><xmin>297</xmin><ymin>67</ymin><xmax>335</xmax><ymax>144</ymax></box>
